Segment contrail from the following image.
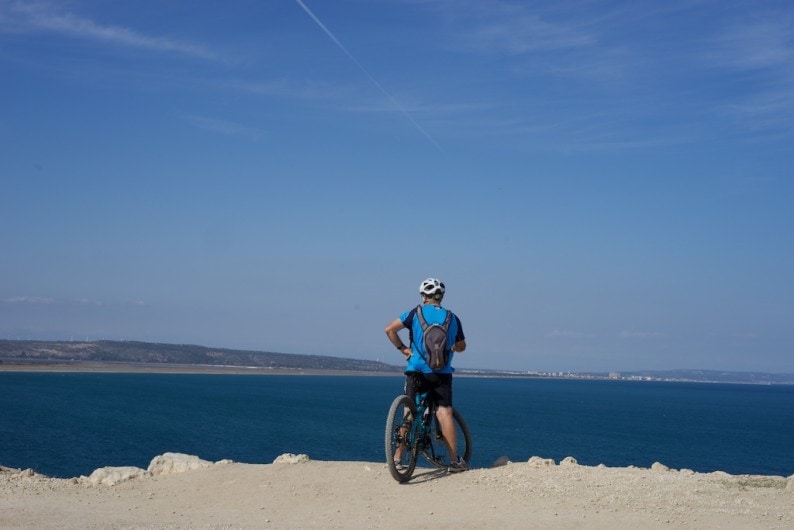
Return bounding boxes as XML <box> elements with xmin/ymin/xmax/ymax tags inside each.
<box><xmin>294</xmin><ymin>0</ymin><xmax>440</xmax><ymax>149</ymax></box>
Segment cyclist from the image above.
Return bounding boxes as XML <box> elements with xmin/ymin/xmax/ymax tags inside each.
<box><xmin>385</xmin><ymin>277</ymin><xmax>468</xmax><ymax>472</ymax></box>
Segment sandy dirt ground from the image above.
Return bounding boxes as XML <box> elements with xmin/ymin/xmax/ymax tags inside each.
<box><xmin>2</xmin><ymin>454</ymin><xmax>792</xmax><ymax>529</ymax></box>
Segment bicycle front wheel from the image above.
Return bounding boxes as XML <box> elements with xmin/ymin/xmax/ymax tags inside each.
<box><xmin>385</xmin><ymin>395</ymin><xmax>418</xmax><ymax>483</ymax></box>
<box><xmin>421</xmin><ymin>408</ymin><xmax>473</xmax><ymax>468</ymax></box>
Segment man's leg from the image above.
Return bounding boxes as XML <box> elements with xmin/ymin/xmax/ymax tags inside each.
<box><xmin>393</xmin><ymin>409</ymin><xmax>412</xmax><ymax>463</ymax></box>
<box><xmin>433</xmin><ymin>374</ymin><xmax>466</xmax><ymax>471</ymax></box>
<box><xmin>394</xmin><ymin>373</ymin><xmax>418</xmax><ymax>462</ymax></box>
<box><xmin>435</xmin><ymin>405</ymin><xmax>458</xmax><ymax>462</ymax></box>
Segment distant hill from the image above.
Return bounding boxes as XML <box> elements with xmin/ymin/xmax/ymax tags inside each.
<box><xmin>0</xmin><ymin>340</ymin><xmax>403</xmax><ymax>373</ymax></box>
<box><xmin>1</xmin><ymin>340</ymin><xmax>791</xmax><ymax>384</ymax></box>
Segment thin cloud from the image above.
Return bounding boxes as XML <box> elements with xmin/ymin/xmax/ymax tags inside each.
<box><xmin>550</xmin><ymin>134</ymin><xmax>696</xmax><ymax>153</ymax></box>
<box><xmin>542</xmin><ymin>47</ymin><xmax>632</xmax><ymax>82</ymax></box>
<box><xmin>706</xmin><ymin>17</ymin><xmax>794</xmax><ymax>71</ymax></box>
<box><xmin>431</xmin><ymin>108</ymin><xmax>695</xmax><ymax>152</ymax></box>
<box><xmin>225</xmin><ymin>78</ymin><xmax>354</xmax><ymax>101</ymax></box>
<box><xmin>2</xmin><ymin>1</ymin><xmax>220</xmax><ymax>61</ymax></box>
<box><xmin>347</xmin><ymin>99</ymin><xmax>493</xmax><ymax>115</ymax></box>
<box><xmin>725</xmin><ymin>89</ymin><xmax>794</xmax><ymax>135</ymax></box>
<box><xmin>729</xmin><ymin>332</ymin><xmax>759</xmax><ymax>340</ymax></box>
<box><xmin>3</xmin><ymin>295</ymin><xmax>145</xmax><ymax>307</ymax></box>
<box><xmin>294</xmin><ymin>0</ymin><xmax>440</xmax><ymax>149</ymax></box>
<box><xmin>4</xmin><ymin>296</ymin><xmax>56</xmax><ymax>305</ymax></box>
<box><xmin>547</xmin><ymin>329</ymin><xmax>597</xmax><ymax>339</ymax></box>
<box><xmin>183</xmin><ymin>114</ymin><xmax>268</xmax><ymax>142</ymax></box>
<box><xmin>619</xmin><ymin>331</ymin><xmax>665</xmax><ymax>339</ymax></box>
<box><xmin>463</xmin><ymin>12</ymin><xmax>594</xmax><ymax>55</ymax></box>
<box><xmin>703</xmin><ymin>11</ymin><xmax>794</xmax><ymax>135</ymax></box>
<box><xmin>426</xmin><ymin>0</ymin><xmax>600</xmax><ymax>56</ymax></box>
<box><xmin>393</xmin><ymin>1</ymin><xmax>651</xmax><ymax>146</ymax></box>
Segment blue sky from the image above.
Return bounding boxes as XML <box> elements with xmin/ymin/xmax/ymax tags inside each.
<box><xmin>1</xmin><ymin>0</ymin><xmax>792</xmax><ymax>373</ymax></box>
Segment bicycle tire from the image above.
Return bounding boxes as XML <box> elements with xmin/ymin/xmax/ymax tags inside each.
<box><xmin>385</xmin><ymin>395</ymin><xmax>418</xmax><ymax>483</ymax></box>
<box><xmin>421</xmin><ymin>407</ymin><xmax>473</xmax><ymax>469</ymax></box>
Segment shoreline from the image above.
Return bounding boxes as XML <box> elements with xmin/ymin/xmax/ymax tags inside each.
<box><xmin>5</xmin><ymin>450</ymin><xmax>794</xmax><ymax>483</ymax></box>
<box><xmin>3</xmin><ymin>360</ymin><xmax>792</xmax><ymax>386</ymax></box>
<box><xmin>2</xmin><ymin>453</ymin><xmax>792</xmax><ymax>529</ymax></box>
<box><xmin>0</xmin><ymin>361</ymin><xmax>402</xmax><ymax>376</ymax></box>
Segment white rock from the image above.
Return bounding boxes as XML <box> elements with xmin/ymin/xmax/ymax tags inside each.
<box><xmin>85</xmin><ymin>466</ymin><xmax>148</xmax><ymax>486</ymax></box>
<box><xmin>273</xmin><ymin>453</ymin><xmax>310</xmax><ymax>464</ymax></box>
<box><xmin>527</xmin><ymin>456</ymin><xmax>556</xmax><ymax>467</ymax></box>
<box><xmin>651</xmin><ymin>462</ymin><xmax>670</xmax><ymax>472</ymax></box>
<box><xmin>559</xmin><ymin>456</ymin><xmax>578</xmax><ymax>467</ymax></box>
<box><xmin>148</xmin><ymin>453</ymin><xmax>213</xmax><ymax>476</ymax></box>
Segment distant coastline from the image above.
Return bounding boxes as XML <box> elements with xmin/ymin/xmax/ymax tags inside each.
<box><xmin>1</xmin><ymin>339</ymin><xmax>792</xmax><ymax>384</ymax></box>
<box><xmin>0</xmin><ymin>359</ymin><xmax>400</xmax><ymax>376</ymax></box>
<box><xmin>0</xmin><ymin>339</ymin><xmax>402</xmax><ymax>375</ymax></box>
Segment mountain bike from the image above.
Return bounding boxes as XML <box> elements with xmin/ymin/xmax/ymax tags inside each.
<box><xmin>385</xmin><ymin>390</ymin><xmax>472</xmax><ymax>483</ymax></box>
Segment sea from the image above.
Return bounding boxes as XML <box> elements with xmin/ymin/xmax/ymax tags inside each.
<box><xmin>1</xmin><ymin>373</ymin><xmax>793</xmax><ymax>479</ymax></box>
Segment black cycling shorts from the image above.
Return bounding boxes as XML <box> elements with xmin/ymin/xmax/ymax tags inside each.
<box><xmin>404</xmin><ymin>371</ymin><xmax>453</xmax><ymax>408</ymax></box>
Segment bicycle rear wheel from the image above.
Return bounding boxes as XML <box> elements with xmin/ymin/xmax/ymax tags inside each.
<box><xmin>385</xmin><ymin>395</ymin><xmax>418</xmax><ymax>483</ymax></box>
<box><xmin>421</xmin><ymin>408</ymin><xmax>473</xmax><ymax>469</ymax></box>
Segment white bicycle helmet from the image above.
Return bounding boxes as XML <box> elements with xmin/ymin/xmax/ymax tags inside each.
<box><xmin>419</xmin><ymin>278</ymin><xmax>445</xmax><ymax>298</ymax></box>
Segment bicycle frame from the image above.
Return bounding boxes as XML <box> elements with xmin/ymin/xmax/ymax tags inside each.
<box><xmin>412</xmin><ymin>391</ymin><xmax>446</xmax><ymax>466</ymax></box>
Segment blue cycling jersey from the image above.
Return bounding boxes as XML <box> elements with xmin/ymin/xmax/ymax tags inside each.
<box><xmin>400</xmin><ymin>304</ymin><xmax>464</xmax><ymax>374</ymax></box>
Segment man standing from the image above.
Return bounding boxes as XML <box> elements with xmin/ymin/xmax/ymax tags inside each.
<box><xmin>385</xmin><ymin>277</ymin><xmax>468</xmax><ymax>472</ymax></box>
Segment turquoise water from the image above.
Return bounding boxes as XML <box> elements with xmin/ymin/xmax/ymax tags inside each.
<box><xmin>1</xmin><ymin>373</ymin><xmax>792</xmax><ymax>478</ymax></box>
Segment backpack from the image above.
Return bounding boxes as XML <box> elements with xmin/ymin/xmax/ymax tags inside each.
<box><xmin>414</xmin><ymin>305</ymin><xmax>453</xmax><ymax>370</ymax></box>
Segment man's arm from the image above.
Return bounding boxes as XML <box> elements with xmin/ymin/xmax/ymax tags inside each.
<box><xmin>385</xmin><ymin>319</ymin><xmax>411</xmax><ymax>358</ymax></box>
<box><xmin>452</xmin><ymin>315</ymin><xmax>466</xmax><ymax>353</ymax></box>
